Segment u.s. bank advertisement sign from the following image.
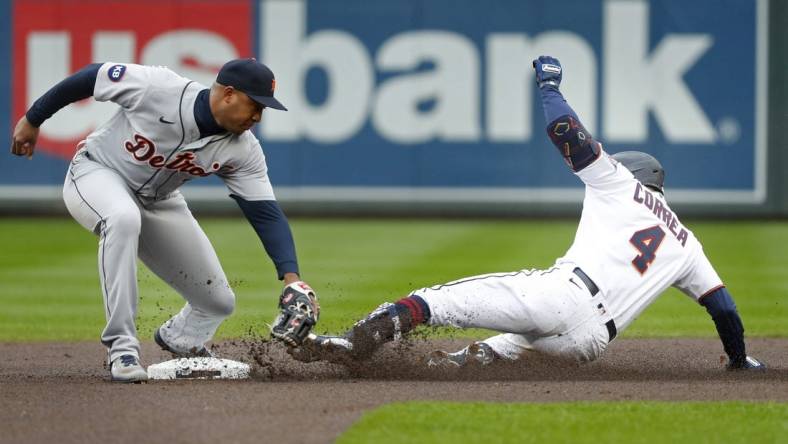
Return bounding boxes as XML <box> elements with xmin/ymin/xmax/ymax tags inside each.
<box><xmin>0</xmin><ymin>0</ymin><xmax>768</xmax><ymax>204</ymax></box>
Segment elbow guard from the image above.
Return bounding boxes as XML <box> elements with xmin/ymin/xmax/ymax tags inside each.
<box><xmin>546</xmin><ymin>115</ymin><xmax>601</xmax><ymax>172</ymax></box>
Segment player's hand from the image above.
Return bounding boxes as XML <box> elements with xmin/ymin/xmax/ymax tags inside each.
<box><xmin>271</xmin><ymin>281</ymin><xmax>320</xmax><ymax>347</ymax></box>
<box><xmin>11</xmin><ymin>116</ymin><xmax>39</xmax><ymax>159</ymax></box>
<box><xmin>726</xmin><ymin>355</ymin><xmax>766</xmax><ymax>371</ymax></box>
<box><xmin>532</xmin><ymin>55</ymin><xmax>563</xmax><ymax>89</ymax></box>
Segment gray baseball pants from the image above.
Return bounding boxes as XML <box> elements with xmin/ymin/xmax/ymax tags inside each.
<box><xmin>62</xmin><ymin>151</ymin><xmax>234</xmax><ymax>363</ymax></box>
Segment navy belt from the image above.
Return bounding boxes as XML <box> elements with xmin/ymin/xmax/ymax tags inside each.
<box><xmin>604</xmin><ymin>319</ymin><xmax>617</xmax><ymax>341</ymax></box>
<box><xmin>573</xmin><ymin>267</ymin><xmax>617</xmax><ymax>341</ymax></box>
<box><xmin>572</xmin><ymin>267</ymin><xmax>598</xmax><ymax>295</ymax></box>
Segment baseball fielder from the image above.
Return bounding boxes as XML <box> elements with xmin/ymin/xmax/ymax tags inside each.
<box><xmin>288</xmin><ymin>56</ymin><xmax>765</xmax><ymax>371</ymax></box>
<box><xmin>11</xmin><ymin>59</ymin><xmax>313</xmax><ymax>382</ymax></box>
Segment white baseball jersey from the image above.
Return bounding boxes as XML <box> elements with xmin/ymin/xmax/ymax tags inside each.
<box><xmin>82</xmin><ymin>62</ymin><xmax>275</xmax><ymax>201</ymax></box>
<box><xmin>555</xmin><ymin>150</ymin><xmax>723</xmax><ymax>332</ymax></box>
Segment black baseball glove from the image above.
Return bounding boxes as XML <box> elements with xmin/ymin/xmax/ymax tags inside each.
<box><xmin>271</xmin><ymin>281</ymin><xmax>320</xmax><ymax>347</ymax></box>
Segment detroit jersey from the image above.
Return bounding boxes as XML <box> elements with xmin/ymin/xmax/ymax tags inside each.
<box><xmin>81</xmin><ymin>62</ymin><xmax>275</xmax><ymax>201</ymax></box>
<box><xmin>556</xmin><ymin>150</ymin><xmax>722</xmax><ymax>332</ymax></box>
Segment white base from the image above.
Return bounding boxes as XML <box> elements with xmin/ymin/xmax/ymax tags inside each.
<box><xmin>147</xmin><ymin>357</ymin><xmax>251</xmax><ymax>380</ymax></box>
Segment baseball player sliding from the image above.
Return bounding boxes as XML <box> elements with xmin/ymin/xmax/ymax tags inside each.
<box><xmin>286</xmin><ymin>56</ymin><xmax>766</xmax><ymax>372</ymax></box>
<box><xmin>11</xmin><ymin>59</ymin><xmax>317</xmax><ymax>382</ymax></box>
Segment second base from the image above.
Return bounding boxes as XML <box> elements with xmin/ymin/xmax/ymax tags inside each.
<box><xmin>147</xmin><ymin>357</ymin><xmax>251</xmax><ymax>380</ymax></box>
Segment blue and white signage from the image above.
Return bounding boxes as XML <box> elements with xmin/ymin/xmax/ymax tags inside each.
<box><xmin>0</xmin><ymin>0</ymin><xmax>768</xmax><ymax>205</ymax></box>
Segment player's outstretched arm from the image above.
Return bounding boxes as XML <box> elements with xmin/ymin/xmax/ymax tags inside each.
<box><xmin>10</xmin><ymin>63</ymin><xmax>101</xmax><ymax>159</ymax></box>
<box><xmin>230</xmin><ymin>195</ymin><xmax>300</xmax><ymax>280</ymax></box>
<box><xmin>230</xmin><ymin>195</ymin><xmax>324</xmax><ymax>345</ymax></box>
<box><xmin>533</xmin><ymin>56</ymin><xmax>601</xmax><ymax>172</ymax></box>
<box><xmin>699</xmin><ymin>287</ymin><xmax>766</xmax><ymax>370</ymax></box>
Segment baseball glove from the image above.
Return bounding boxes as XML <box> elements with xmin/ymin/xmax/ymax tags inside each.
<box><xmin>271</xmin><ymin>281</ymin><xmax>320</xmax><ymax>347</ymax></box>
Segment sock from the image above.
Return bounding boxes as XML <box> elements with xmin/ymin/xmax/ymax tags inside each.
<box><xmin>394</xmin><ymin>294</ymin><xmax>431</xmax><ymax>329</ymax></box>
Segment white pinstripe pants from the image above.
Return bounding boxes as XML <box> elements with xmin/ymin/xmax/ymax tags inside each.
<box><xmin>415</xmin><ymin>264</ymin><xmax>613</xmax><ymax>363</ymax></box>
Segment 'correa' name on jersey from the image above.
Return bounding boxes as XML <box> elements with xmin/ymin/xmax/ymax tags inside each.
<box><xmin>633</xmin><ymin>182</ymin><xmax>688</xmax><ymax>247</ymax></box>
<box><xmin>124</xmin><ymin>133</ymin><xmax>234</xmax><ymax>177</ymax></box>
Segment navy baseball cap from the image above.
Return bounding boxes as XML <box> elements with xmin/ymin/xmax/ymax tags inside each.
<box><xmin>216</xmin><ymin>58</ymin><xmax>287</xmax><ymax>111</ymax></box>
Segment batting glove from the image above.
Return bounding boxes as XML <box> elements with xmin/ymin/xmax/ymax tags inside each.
<box><xmin>533</xmin><ymin>55</ymin><xmax>563</xmax><ymax>89</ymax></box>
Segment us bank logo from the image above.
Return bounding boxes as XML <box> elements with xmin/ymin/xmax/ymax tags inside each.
<box><xmin>11</xmin><ymin>0</ymin><xmax>767</xmax><ymax>204</ymax></box>
<box><xmin>255</xmin><ymin>0</ymin><xmax>767</xmax><ymax>204</ymax></box>
<box><xmin>263</xmin><ymin>0</ymin><xmax>728</xmax><ymax>146</ymax></box>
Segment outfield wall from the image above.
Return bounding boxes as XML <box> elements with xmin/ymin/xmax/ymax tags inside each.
<box><xmin>1</xmin><ymin>0</ymin><xmax>784</xmax><ymax>217</ymax></box>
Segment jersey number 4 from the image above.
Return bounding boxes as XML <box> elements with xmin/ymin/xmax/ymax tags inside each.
<box><xmin>630</xmin><ymin>226</ymin><xmax>666</xmax><ymax>274</ymax></box>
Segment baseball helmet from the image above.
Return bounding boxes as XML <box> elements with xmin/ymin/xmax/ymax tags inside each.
<box><xmin>611</xmin><ymin>151</ymin><xmax>665</xmax><ymax>193</ymax></box>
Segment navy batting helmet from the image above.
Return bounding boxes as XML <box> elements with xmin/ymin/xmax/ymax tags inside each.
<box><xmin>611</xmin><ymin>151</ymin><xmax>665</xmax><ymax>193</ymax></box>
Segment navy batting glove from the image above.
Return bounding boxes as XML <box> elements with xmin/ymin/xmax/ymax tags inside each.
<box><xmin>532</xmin><ymin>55</ymin><xmax>562</xmax><ymax>89</ymax></box>
<box><xmin>727</xmin><ymin>355</ymin><xmax>766</xmax><ymax>371</ymax></box>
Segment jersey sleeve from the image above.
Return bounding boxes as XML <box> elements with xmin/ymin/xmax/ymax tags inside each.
<box><xmin>93</xmin><ymin>63</ymin><xmax>157</xmax><ymax>110</ymax></box>
<box><xmin>574</xmin><ymin>150</ymin><xmax>636</xmax><ymax>194</ymax></box>
<box><xmin>673</xmin><ymin>248</ymin><xmax>724</xmax><ymax>301</ymax></box>
<box><xmin>219</xmin><ymin>133</ymin><xmax>276</xmax><ymax>201</ymax></box>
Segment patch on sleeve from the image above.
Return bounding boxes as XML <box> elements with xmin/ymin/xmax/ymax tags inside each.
<box><xmin>107</xmin><ymin>64</ymin><xmax>127</xmax><ymax>82</ymax></box>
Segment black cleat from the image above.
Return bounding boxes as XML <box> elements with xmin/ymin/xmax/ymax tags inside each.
<box><xmin>154</xmin><ymin>327</ymin><xmax>213</xmax><ymax>358</ymax></box>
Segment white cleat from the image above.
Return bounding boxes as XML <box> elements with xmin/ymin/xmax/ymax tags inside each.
<box><xmin>110</xmin><ymin>354</ymin><xmax>148</xmax><ymax>383</ymax></box>
<box><xmin>425</xmin><ymin>342</ymin><xmax>495</xmax><ymax>369</ymax></box>
<box><xmin>287</xmin><ymin>334</ymin><xmax>355</xmax><ymax>364</ymax></box>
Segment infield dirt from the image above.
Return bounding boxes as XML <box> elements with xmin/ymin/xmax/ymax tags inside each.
<box><xmin>1</xmin><ymin>338</ymin><xmax>786</xmax><ymax>444</ymax></box>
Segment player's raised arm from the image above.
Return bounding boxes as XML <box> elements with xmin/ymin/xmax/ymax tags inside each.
<box><xmin>532</xmin><ymin>56</ymin><xmax>601</xmax><ymax>172</ymax></box>
<box><xmin>10</xmin><ymin>63</ymin><xmax>101</xmax><ymax>158</ymax></box>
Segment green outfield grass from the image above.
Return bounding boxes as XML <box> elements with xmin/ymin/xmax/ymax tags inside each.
<box><xmin>337</xmin><ymin>401</ymin><xmax>787</xmax><ymax>444</ymax></box>
<box><xmin>0</xmin><ymin>218</ymin><xmax>785</xmax><ymax>341</ymax></box>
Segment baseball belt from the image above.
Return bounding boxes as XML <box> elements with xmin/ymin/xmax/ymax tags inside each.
<box><xmin>572</xmin><ymin>267</ymin><xmax>617</xmax><ymax>341</ymax></box>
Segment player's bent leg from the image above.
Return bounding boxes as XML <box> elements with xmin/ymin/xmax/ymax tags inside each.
<box><xmin>527</xmin><ymin>319</ymin><xmax>610</xmax><ymax>363</ymax></box>
<box><xmin>293</xmin><ymin>268</ymin><xmax>582</xmax><ymax>365</ymax></box>
<box><xmin>63</xmin><ymin>159</ymin><xmax>144</xmax><ymax>364</ymax></box>
<box><xmin>154</xmin><ymin>304</ymin><xmax>219</xmax><ymax>357</ymax></box>
<box><xmin>416</xmin><ymin>269</ymin><xmax>562</xmax><ymax>333</ymax></box>
<box><xmin>294</xmin><ymin>270</ymin><xmax>554</xmax><ymax>365</ymax></box>
<box><xmin>418</xmin><ymin>267</ymin><xmax>614</xmax><ymax>367</ymax></box>
<box><xmin>482</xmin><ymin>333</ymin><xmax>535</xmax><ymax>360</ymax></box>
<box><xmin>424</xmin><ymin>334</ymin><xmax>531</xmax><ymax>369</ymax></box>
<box><xmin>137</xmin><ymin>192</ymin><xmax>234</xmax><ymax>355</ymax></box>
